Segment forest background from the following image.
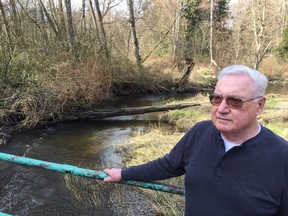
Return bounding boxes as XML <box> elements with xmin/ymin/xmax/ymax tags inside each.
<box><xmin>1</xmin><ymin>0</ymin><xmax>288</xmax><ymax>141</ymax></box>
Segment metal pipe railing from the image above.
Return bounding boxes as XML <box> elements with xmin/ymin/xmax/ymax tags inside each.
<box><xmin>0</xmin><ymin>152</ymin><xmax>185</xmax><ymax>196</ymax></box>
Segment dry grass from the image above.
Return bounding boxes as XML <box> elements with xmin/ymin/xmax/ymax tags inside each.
<box><xmin>161</xmin><ymin>93</ymin><xmax>212</xmax><ymax>129</ymax></box>
<box><xmin>5</xmin><ymin>59</ymin><xmax>112</xmax><ymax>129</ymax></box>
<box><xmin>162</xmin><ymin>93</ymin><xmax>288</xmax><ymax>140</ymax></box>
<box><xmin>123</xmin><ymin>126</ymin><xmax>184</xmax><ymax>166</ymax></box>
<box><xmin>120</xmin><ymin>127</ymin><xmax>186</xmax><ymax>215</ymax></box>
<box><xmin>259</xmin><ymin>56</ymin><xmax>288</xmax><ymax>83</ymax></box>
<box><xmin>259</xmin><ymin>94</ymin><xmax>288</xmax><ymax>140</ymax></box>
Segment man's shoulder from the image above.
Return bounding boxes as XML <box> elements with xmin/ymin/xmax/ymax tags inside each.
<box><xmin>187</xmin><ymin>120</ymin><xmax>215</xmax><ymax>135</ymax></box>
<box><xmin>261</xmin><ymin>125</ymin><xmax>288</xmax><ymax>148</ymax></box>
<box><xmin>261</xmin><ymin>125</ymin><xmax>287</xmax><ymax>142</ymax></box>
<box><xmin>194</xmin><ymin>120</ymin><xmax>214</xmax><ymax>128</ymax></box>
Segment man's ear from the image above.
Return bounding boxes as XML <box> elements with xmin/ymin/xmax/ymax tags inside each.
<box><xmin>256</xmin><ymin>97</ymin><xmax>266</xmax><ymax>115</ymax></box>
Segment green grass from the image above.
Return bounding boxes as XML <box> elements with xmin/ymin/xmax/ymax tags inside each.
<box><xmin>260</xmin><ymin>93</ymin><xmax>288</xmax><ymax>140</ymax></box>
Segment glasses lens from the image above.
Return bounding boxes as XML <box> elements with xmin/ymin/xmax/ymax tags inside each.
<box><xmin>209</xmin><ymin>94</ymin><xmax>244</xmax><ymax>109</ymax></box>
<box><xmin>209</xmin><ymin>94</ymin><xmax>223</xmax><ymax>105</ymax></box>
<box><xmin>226</xmin><ymin>97</ymin><xmax>243</xmax><ymax>109</ymax></box>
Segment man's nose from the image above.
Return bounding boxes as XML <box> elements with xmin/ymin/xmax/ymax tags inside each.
<box><xmin>217</xmin><ymin>99</ymin><xmax>230</xmax><ymax>112</ymax></box>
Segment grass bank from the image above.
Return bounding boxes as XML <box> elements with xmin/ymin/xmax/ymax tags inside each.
<box><xmin>119</xmin><ymin>93</ymin><xmax>288</xmax><ymax>215</ymax></box>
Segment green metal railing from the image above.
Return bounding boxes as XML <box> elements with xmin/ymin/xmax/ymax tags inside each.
<box><xmin>0</xmin><ymin>212</ymin><xmax>11</xmax><ymax>216</ymax></box>
<box><xmin>0</xmin><ymin>152</ymin><xmax>185</xmax><ymax>196</ymax></box>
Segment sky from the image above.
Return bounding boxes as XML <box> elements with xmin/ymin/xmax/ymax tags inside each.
<box><xmin>70</xmin><ymin>0</ymin><xmax>238</xmax><ymax>12</ymax></box>
<box><xmin>71</xmin><ymin>0</ymin><xmax>126</xmax><ymax>10</ymax></box>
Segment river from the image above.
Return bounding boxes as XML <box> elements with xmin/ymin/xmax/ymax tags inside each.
<box><xmin>0</xmin><ymin>93</ymin><xmax>193</xmax><ymax>216</ymax></box>
<box><xmin>0</xmin><ymin>84</ymin><xmax>287</xmax><ymax>215</ymax></box>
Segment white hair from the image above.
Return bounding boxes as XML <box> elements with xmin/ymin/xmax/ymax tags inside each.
<box><xmin>218</xmin><ymin>65</ymin><xmax>268</xmax><ymax>96</ymax></box>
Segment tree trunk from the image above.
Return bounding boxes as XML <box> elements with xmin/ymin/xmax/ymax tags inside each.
<box><xmin>38</xmin><ymin>1</ymin><xmax>49</xmax><ymax>45</ymax></box>
<box><xmin>63</xmin><ymin>103</ymin><xmax>200</xmax><ymax>121</ymax></box>
<box><xmin>127</xmin><ymin>0</ymin><xmax>142</xmax><ymax>70</ymax></box>
<box><xmin>81</xmin><ymin>0</ymin><xmax>87</xmax><ymax>35</ymax></box>
<box><xmin>172</xmin><ymin>0</ymin><xmax>182</xmax><ymax>64</ymax></box>
<box><xmin>0</xmin><ymin>103</ymin><xmax>200</xmax><ymax>145</ymax></box>
<box><xmin>210</xmin><ymin>0</ymin><xmax>214</xmax><ymax>65</ymax></box>
<box><xmin>0</xmin><ymin>0</ymin><xmax>13</xmax><ymax>49</ymax></box>
<box><xmin>179</xmin><ymin>59</ymin><xmax>195</xmax><ymax>85</ymax></box>
<box><xmin>39</xmin><ymin>0</ymin><xmax>62</xmax><ymax>41</ymax></box>
<box><xmin>58</xmin><ymin>0</ymin><xmax>67</xmax><ymax>42</ymax></box>
<box><xmin>10</xmin><ymin>0</ymin><xmax>23</xmax><ymax>46</ymax></box>
<box><xmin>89</xmin><ymin>0</ymin><xmax>100</xmax><ymax>42</ymax></box>
<box><xmin>64</xmin><ymin>0</ymin><xmax>76</xmax><ymax>52</ymax></box>
<box><xmin>251</xmin><ymin>0</ymin><xmax>269</xmax><ymax>70</ymax></box>
<box><xmin>94</xmin><ymin>0</ymin><xmax>110</xmax><ymax>62</ymax></box>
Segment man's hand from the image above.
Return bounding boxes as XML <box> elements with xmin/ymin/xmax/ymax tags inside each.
<box><xmin>103</xmin><ymin>168</ymin><xmax>122</xmax><ymax>182</ymax></box>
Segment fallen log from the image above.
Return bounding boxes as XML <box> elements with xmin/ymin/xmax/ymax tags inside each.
<box><xmin>63</xmin><ymin>103</ymin><xmax>200</xmax><ymax>121</ymax></box>
<box><xmin>0</xmin><ymin>103</ymin><xmax>200</xmax><ymax>145</ymax></box>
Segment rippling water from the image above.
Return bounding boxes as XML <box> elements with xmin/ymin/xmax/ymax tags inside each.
<box><xmin>0</xmin><ymin>93</ymin><xmax>184</xmax><ymax>215</ymax></box>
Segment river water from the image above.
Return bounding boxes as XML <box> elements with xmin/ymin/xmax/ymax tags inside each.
<box><xmin>0</xmin><ymin>84</ymin><xmax>286</xmax><ymax>215</ymax></box>
<box><xmin>0</xmin><ymin>93</ymin><xmax>193</xmax><ymax>216</ymax></box>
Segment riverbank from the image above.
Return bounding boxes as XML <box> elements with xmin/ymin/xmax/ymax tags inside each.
<box><xmin>119</xmin><ymin>93</ymin><xmax>288</xmax><ymax>215</ymax></box>
<box><xmin>1</xmin><ymin>62</ymin><xmax>288</xmax><ymax>146</ymax></box>
<box><xmin>0</xmin><ymin>63</ymin><xmax>213</xmax><ymax>146</ymax></box>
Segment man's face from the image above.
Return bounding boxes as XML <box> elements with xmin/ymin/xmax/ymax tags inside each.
<box><xmin>211</xmin><ymin>74</ymin><xmax>265</xmax><ymax>139</ymax></box>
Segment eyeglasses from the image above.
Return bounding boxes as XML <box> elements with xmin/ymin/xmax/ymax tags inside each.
<box><xmin>209</xmin><ymin>94</ymin><xmax>263</xmax><ymax>109</ymax></box>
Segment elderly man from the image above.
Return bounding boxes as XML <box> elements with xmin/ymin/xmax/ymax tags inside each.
<box><xmin>104</xmin><ymin>65</ymin><xmax>288</xmax><ymax>216</ymax></box>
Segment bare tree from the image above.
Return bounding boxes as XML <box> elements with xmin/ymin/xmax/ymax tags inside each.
<box><xmin>210</xmin><ymin>0</ymin><xmax>214</xmax><ymax>65</ymax></box>
<box><xmin>38</xmin><ymin>0</ymin><xmax>49</xmax><ymax>45</ymax></box>
<box><xmin>58</xmin><ymin>0</ymin><xmax>67</xmax><ymax>41</ymax></box>
<box><xmin>88</xmin><ymin>0</ymin><xmax>110</xmax><ymax>62</ymax></box>
<box><xmin>64</xmin><ymin>0</ymin><xmax>76</xmax><ymax>52</ymax></box>
<box><xmin>94</xmin><ymin>0</ymin><xmax>110</xmax><ymax>61</ymax></box>
<box><xmin>80</xmin><ymin>0</ymin><xmax>87</xmax><ymax>35</ymax></box>
<box><xmin>10</xmin><ymin>0</ymin><xmax>24</xmax><ymax>46</ymax></box>
<box><xmin>127</xmin><ymin>0</ymin><xmax>142</xmax><ymax>69</ymax></box>
<box><xmin>0</xmin><ymin>0</ymin><xmax>13</xmax><ymax>50</ymax></box>
<box><xmin>251</xmin><ymin>0</ymin><xmax>271</xmax><ymax>69</ymax></box>
<box><xmin>39</xmin><ymin>0</ymin><xmax>62</xmax><ymax>41</ymax></box>
<box><xmin>167</xmin><ymin>0</ymin><xmax>183</xmax><ymax>64</ymax></box>
<box><xmin>89</xmin><ymin>0</ymin><xmax>101</xmax><ymax>41</ymax></box>
<box><xmin>230</xmin><ymin>0</ymin><xmax>281</xmax><ymax>68</ymax></box>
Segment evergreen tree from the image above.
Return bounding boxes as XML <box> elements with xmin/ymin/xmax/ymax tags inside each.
<box><xmin>278</xmin><ymin>27</ymin><xmax>288</xmax><ymax>57</ymax></box>
<box><xmin>181</xmin><ymin>0</ymin><xmax>207</xmax><ymax>59</ymax></box>
<box><xmin>183</xmin><ymin>0</ymin><xmax>203</xmax><ymax>37</ymax></box>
